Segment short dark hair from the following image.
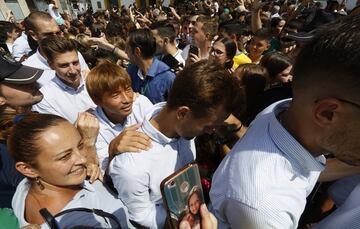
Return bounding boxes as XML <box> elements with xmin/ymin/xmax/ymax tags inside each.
<box><xmin>260</xmin><ymin>52</ymin><xmax>292</xmax><ymax>80</ymax></box>
<box><xmin>293</xmin><ymin>14</ymin><xmax>360</xmax><ymax>98</ymax></box>
<box><xmin>167</xmin><ymin>60</ymin><xmax>243</xmax><ymax>118</ymax></box>
<box><xmin>40</xmin><ymin>35</ymin><xmax>78</xmax><ymax>62</ymax></box>
<box><xmin>0</xmin><ymin>21</ymin><xmax>16</xmax><ymax>43</ymax></box>
<box><xmin>24</xmin><ymin>11</ymin><xmax>53</xmax><ymax>33</ymax></box>
<box><xmin>150</xmin><ymin>21</ymin><xmax>177</xmax><ymax>42</ymax></box>
<box><xmin>128</xmin><ymin>28</ymin><xmax>156</xmax><ymax>59</ymax></box>
<box><xmin>253</xmin><ymin>28</ymin><xmax>271</xmax><ymax>41</ymax></box>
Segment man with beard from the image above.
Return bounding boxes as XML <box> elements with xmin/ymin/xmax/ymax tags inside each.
<box><xmin>210</xmin><ymin>14</ymin><xmax>360</xmax><ymax>229</ymax></box>
<box><xmin>109</xmin><ymin>60</ymin><xmax>241</xmax><ymax>228</ymax></box>
<box><xmin>32</xmin><ymin>36</ymin><xmax>95</xmax><ymax>123</ymax></box>
<box><xmin>0</xmin><ymin>55</ymin><xmax>43</xmax><ymax>208</ymax></box>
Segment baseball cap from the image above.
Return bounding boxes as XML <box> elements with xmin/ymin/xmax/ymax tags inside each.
<box><xmin>0</xmin><ymin>55</ymin><xmax>43</xmax><ymax>85</ymax></box>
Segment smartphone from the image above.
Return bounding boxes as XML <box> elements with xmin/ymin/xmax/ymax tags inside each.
<box><xmin>189</xmin><ymin>45</ymin><xmax>199</xmax><ymax>57</ymax></box>
<box><xmin>162</xmin><ymin>54</ymin><xmax>180</xmax><ymax>71</ymax></box>
<box><xmin>160</xmin><ymin>163</ymin><xmax>205</xmax><ymax>229</ymax></box>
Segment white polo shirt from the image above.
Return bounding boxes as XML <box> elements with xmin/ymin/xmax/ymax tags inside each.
<box><xmin>109</xmin><ymin>102</ymin><xmax>196</xmax><ymax>229</ymax></box>
<box><xmin>94</xmin><ymin>94</ymin><xmax>153</xmax><ymax>171</ymax></box>
<box><xmin>32</xmin><ymin>76</ymin><xmax>96</xmax><ymax>123</ymax></box>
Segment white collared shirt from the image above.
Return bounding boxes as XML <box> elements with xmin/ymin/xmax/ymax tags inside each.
<box><xmin>173</xmin><ymin>49</ymin><xmax>185</xmax><ymax>66</ymax></box>
<box><xmin>32</xmin><ymin>76</ymin><xmax>96</xmax><ymax>123</ymax></box>
<box><xmin>23</xmin><ymin>49</ymin><xmax>89</xmax><ymax>86</ymax></box>
<box><xmin>109</xmin><ymin>102</ymin><xmax>196</xmax><ymax>229</ymax></box>
<box><xmin>210</xmin><ymin>99</ymin><xmax>326</xmax><ymax>229</ymax></box>
<box><xmin>12</xmin><ymin>178</ymin><xmax>134</xmax><ymax>229</ymax></box>
<box><xmin>12</xmin><ymin>32</ymin><xmax>31</xmax><ymax>61</ymax></box>
<box><xmin>94</xmin><ymin>95</ymin><xmax>153</xmax><ymax>171</ymax></box>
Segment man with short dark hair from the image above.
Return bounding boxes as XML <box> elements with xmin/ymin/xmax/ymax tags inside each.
<box><xmin>109</xmin><ymin>60</ymin><xmax>241</xmax><ymax>228</ymax></box>
<box><xmin>150</xmin><ymin>21</ymin><xmax>185</xmax><ymax>70</ymax></box>
<box><xmin>126</xmin><ymin>28</ymin><xmax>176</xmax><ymax>104</ymax></box>
<box><xmin>32</xmin><ymin>36</ymin><xmax>95</xmax><ymax>123</ymax></box>
<box><xmin>210</xmin><ymin>14</ymin><xmax>360</xmax><ymax>229</ymax></box>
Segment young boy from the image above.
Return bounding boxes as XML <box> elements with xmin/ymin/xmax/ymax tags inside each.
<box><xmin>248</xmin><ymin>28</ymin><xmax>271</xmax><ymax>64</ymax></box>
<box><xmin>86</xmin><ymin>61</ymin><xmax>153</xmax><ymax>171</ymax></box>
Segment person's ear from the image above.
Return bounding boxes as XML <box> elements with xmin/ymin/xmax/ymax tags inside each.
<box><xmin>266</xmin><ymin>41</ymin><xmax>271</xmax><ymax>50</ymax></box>
<box><xmin>313</xmin><ymin>98</ymin><xmax>341</xmax><ymax>127</ymax></box>
<box><xmin>176</xmin><ymin>106</ymin><xmax>190</xmax><ymax>121</ymax></box>
<box><xmin>48</xmin><ymin>60</ymin><xmax>55</xmax><ymax>71</ymax></box>
<box><xmin>15</xmin><ymin>162</ymin><xmax>39</xmax><ymax>178</ymax></box>
<box><xmin>163</xmin><ymin>37</ymin><xmax>169</xmax><ymax>46</ymax></box>
<box><xmin>0</xmin><ymin>95</ymin><xmax>6</xmax><ymax>106</ymax></box>
<box><xmin>134</xmin><ymin>47</ymin><xmax>142</xmax><ymax>57</ymax></box>
<box><xmin>230</xmin><ymin>34</ymin><xmax>237</xmax><ymax>41</ymax></box>
<box><xmin>205</xmin><ymin>32</ymin><xmax>212</xmax><ymax>41</ymax></box>
<box><xmin>28</xmin><ymin>30</ymin><xmax>39</xmax><ymax>42</ymax></box>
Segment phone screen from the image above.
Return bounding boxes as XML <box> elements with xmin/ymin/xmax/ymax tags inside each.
<box><xmin>161</xmin><ymin>164</ymin><xmax>204</xmax><ymax>229</ymax></box>
<box><xmin>189</xmin><ymin>45</ymin><xmax>199</xmax><ymax>57</ymax></box>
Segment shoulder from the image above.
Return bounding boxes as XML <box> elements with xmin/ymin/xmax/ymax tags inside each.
<box><xmin>133</xmin><ymin>95</ymin><xmax>153</xmax><ymax>111</ymax></box>
<box><xmin>12</xmin><ymin>178</ymin><xmax>29</xmax><ymax>225</ymax></box>
<box><xmin>109</xmin><ymin>152</ymin><xmax>149</xmax><ymax>178</ymax></box>
<box><xmin>127</xmin><ymin>64</ymin><xmax>138</xmax><ymax>75</ymax></box>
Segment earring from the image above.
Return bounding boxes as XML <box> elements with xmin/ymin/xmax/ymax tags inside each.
<box><xmin>35</xmin><ymin>177</ymin><xmax>44</xmax><ymax>190</ymax></box>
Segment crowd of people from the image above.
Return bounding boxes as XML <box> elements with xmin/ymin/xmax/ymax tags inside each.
<box><xmin>1</xmin><ymin>0</ymin><xmax>360</xmax><ymax>228</ymax></box>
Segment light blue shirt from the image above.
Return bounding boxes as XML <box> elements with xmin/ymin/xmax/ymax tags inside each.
<box><xmin>12</xmin><ymin>178</ymin><xmax>134</xmax><ymax>229</ymax></box>
<box><xmin>210</xmin><ymin>99</ymin><xmax>326</xmax><ymax>229</ymax></box>
<box><xmin>109</xmin><ymin>102</ymin><xmax>196</xmax><ymax>229</ymax></box>
<box><xmin>311</xmin><ymin>182</ymin><xmax>360</xmax><ymax>229</ymax></box>
<box><xmin>32</xmin><ymin>76</ymin><xmax>96</xmax><ymax>123</ymax></box>
<box><xmin>94</xmin><ymin>94</ymin><xmax>153</xmax><ymax>171</ymax></box>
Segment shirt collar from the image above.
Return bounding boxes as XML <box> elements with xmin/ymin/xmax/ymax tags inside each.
<box><xmin>36</xmin><ymin>49</ymin><xmax>50</xmax><ymax>68</ymax></box>
<box><xmin>141</xmin><ymin>102</ymin><xmax>179</xmax><ymax>144</ymax></box>
<box><xmin>269</xmin><ymin>99</ymin><xmax>325</xmax><ymax>172</ymax></box>
<box><xmin>136</xmin><ymin>58</ymin><xmax>162</xmax><ymax>80</ymax></box>
<box><xmin>53</xmin><ymin>75</ymin><xmax>85</xmax><ymax>92</ymax></box>
<box><xmin>96</xmin><ymin>106</ymin><xmax>126</xmax><ymax>129</ymax></box>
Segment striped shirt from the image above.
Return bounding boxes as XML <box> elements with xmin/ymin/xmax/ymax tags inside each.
<box><xmin>210</xmin><ymin>99</ymin><xmax>326</xmax><ymax>229</ymax></box>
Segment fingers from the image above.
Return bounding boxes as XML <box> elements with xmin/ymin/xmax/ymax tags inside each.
<box><xmin>125</xmin><ymin>123</ymin><xmax>142</xmax><ymax>131</ymax></box>
<box><xmin>86</xmin><ymin>164</ymin><xmax>102</xmax><ymax>183</ymax></box>
<box><xmin>179</xmin><ymin>220</ymin><xmax>191</xmax><ymax>229</ymax></box>
<box><xmin>200</xmin><ymin>204</ymin><xmax>218</xmax><ymax>229</ymax></box>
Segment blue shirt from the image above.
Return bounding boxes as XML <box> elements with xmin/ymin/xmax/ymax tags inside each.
<box><xmin>127</xmin><ymin>58</ymin><xmax>176</xmax><ymax>104</ymax></box>
<box><xmin>0</xmin><ymin>140</ymin><xmax>24</xmax><ymax>208</ymax></box>
<box><xmin>109</xmin><ymin>102</ymin><xmax>196</xmax><ymax>229</ymax></box>
<box><xmin>210</xmin><ymin>99</ymin><xmax>326</xmax><ymax>229</ymax></box>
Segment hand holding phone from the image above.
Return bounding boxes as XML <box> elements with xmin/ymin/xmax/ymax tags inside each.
<box><xmin>161</xmin><ymin>163</ymin><xmax>205</xmax><ymax>229</ymax></box>
<box><xmin>189</xmin><ymin>45</ymin><xmax>199</xmax><ymax>57</ymax></box>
